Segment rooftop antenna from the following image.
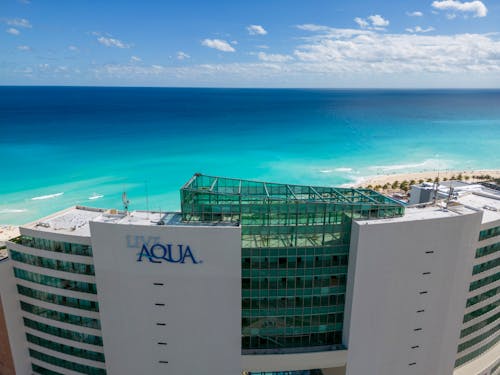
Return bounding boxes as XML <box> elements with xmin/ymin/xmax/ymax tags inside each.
<box><xmin>122</xmin><ymin>192</ymin><xmax>130</xmax><ymax>214</ymax></box>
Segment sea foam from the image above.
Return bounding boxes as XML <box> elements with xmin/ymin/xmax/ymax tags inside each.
<box><xmin>31</xmin><ymin>192</ymin><xmax>64</xmax><ymax>201</ymax></box>
<box><xmin>0</xmin><ymin>209</ymin><xmax>27</xmax><ymax>214</ymax></box>
<box><xmin>368</xmin><ymin>159</ymin><xmax>448</xmax><ymax>172</ymax></box>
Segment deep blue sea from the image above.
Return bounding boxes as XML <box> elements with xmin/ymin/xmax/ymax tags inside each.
<box><xmin>1</xmin><ymin>87</ymin><xmax>499</xmax><ymax>225</ymax></box>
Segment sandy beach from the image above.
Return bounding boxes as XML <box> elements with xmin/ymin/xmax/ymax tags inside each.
<box><xmin>355</xmin><ymin>169</ymin><xmax>500</xmax><ymax>188</ymax></box>
<box><xmin>0</xmin><ymin>225</ymin><xmax>20</xmax><ymax>244</ymax></box>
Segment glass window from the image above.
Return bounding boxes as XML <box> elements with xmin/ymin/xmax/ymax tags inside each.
<box><xmin>479</xmin><ymin>226</ymin><xmax>500</xmax><ymax>241</ymax></box>
<box><xmin>10</xmin><ymin>250</ymin><xmax>95</xmax><ymax>275</ymax></box>
<box><xmin>32</xmin><ymin>364</ymin><xmax>64</xmax><ymax>375</ymax></box>
<box><xmin>17</xmin><ymin>285</ymin><xmax>99</xmax><ymax>312</ymax></box>
<box><xmin>29</xmin><ymin>349</ymin><xmax>106</xmax><ymax>375</ymax></box>
<box><xmin>11</xmin><ymin>236</ymin><xmax>93</xmax><ymax>257</ymax></box>
<box><xmin>14</xmin><ymin>267</ymin><xmax>97</xmax><ymax>294</ymax></box>
<box><xmin>26</xmin><ymin>333</ymin><xmax>105</xmax><ymax>362</ymax></box>
<box><xmin>20</xmin><ymin>301</ymin><xmax>100</xmax><ymax>329</ymax></box>
<box><xmin>23</xmin><ymin>317</ymin><xmax>103</xmax><ymax>346</ymax></box>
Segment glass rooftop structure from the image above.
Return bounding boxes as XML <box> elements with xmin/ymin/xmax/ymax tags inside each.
<box><xmin>181</xmin><ymin>173</ymin><xmax>405</xmax><ymax>353</ymax></box>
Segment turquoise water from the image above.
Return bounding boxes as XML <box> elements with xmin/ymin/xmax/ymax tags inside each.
<box><xmin>1</xmin><ymin>87</ymin><xmax>499</xmax><ymax>225</ymax></box>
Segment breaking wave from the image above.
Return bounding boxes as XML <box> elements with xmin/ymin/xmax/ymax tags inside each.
<box><xmin>31</xmin><ymin>192</ymin><xmax>64</xmax><ymax>201</ymax></box>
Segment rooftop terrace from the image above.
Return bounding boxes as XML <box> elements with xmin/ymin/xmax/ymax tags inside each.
<box><xmin>182</xmin><ymin>173</ymin><xmax>401</xmax><ymax>206</ymax></box>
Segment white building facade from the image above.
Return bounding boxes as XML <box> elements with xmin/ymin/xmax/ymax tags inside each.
<box><xmin>0</xmin><ymin>175</ymin><xmax>498</xmax><ymax>375</ymax></box>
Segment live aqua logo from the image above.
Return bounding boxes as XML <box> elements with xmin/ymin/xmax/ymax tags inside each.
<box><xmin>127</xmin><ymin>235</ymin><xmax>202</xmax><ymax>264</ymax></box>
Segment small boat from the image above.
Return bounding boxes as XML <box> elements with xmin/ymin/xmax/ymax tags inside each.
<box><xmin>88</xmin><ymin>193</ymin><xmax>104</xmax><ymax>200</ymax></box>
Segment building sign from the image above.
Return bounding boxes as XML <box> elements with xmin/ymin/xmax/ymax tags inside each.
<box><xmin>127</xmin><ymin>235</ymin><xmax>201</xmax><ymax>264</ymax></box>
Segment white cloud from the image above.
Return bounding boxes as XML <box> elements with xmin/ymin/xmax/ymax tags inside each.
<box><xmin>368</xmin><ymin>15</ymin><xmax>389</xmax><ymax>27</ymax></box>
<box><xmin>177</xmin><ymin>51</ymin><xmax>190</xmax><ymax>60</ymax></box>
<box><xmin>354</xmin><ymin>15</ymin><xmax>389</xmax><ymax>30</ymax></box>
<box><xmin>247</xmin><ymin>25</ymin><xmax>267</xmax><ymax>35</ymax></box>
<box><xmin>97</xmin><ymin>36</ymin><xmax>131</xmax><ymax>48</ymax></box>
<box><xmin>257</xmin><ymin>52</ymin><xmax>293</xmax><ymax>62</ymax></box>
<box><xmin>17</xmin><ymin>45</ymin><xmax>31</xmax><ymax>51</ymax></box>
<box><xmin>130</xmin><ymin>55</ymin><xmax>142</xmax><ymax>62</ymax></box>
<box><xmin>6</xmin><ymin>18</ymin><xmax>31</xmax><ymax>28</ymax></box>
<box><xmin>201</xmin><ymin>39</ymin><xmax>235</xmax><ymax>52</ymax></box>
<box><xmin>6</xmin><ymin>28</ymin><xmax>20</xmax><ymax>35</ymax></box>
<box><xmin>406</xmin><ymin>26</ymin><xmax>435</xmax><ymax>33</ymax></box>
<box><xmin>432</xmin><ymin>0</ymin><xmax>488</xmax><ymax>18</ymax></box>
<box><xmin>354</xmin><ymin>17</ymin><xmax>369</xmax><ymax>28</ymax></box>
<box><xmin>68</xmin><ymin>45</ymin><xmax>79</xmax><ymax>51</ymax></box>
<box><xmin>292</xmin><ymin>24</ymin><xmax>500</xmax><ymax>75</ymax></box>
<box><xmin>407</xmin><ymin>11</ymin><xmax>423</xmax><ymax>17</ymax></box>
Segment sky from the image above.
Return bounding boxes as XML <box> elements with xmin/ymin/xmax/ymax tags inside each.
<box><xmin>1</xmin><ymin>0</ymin><xmax>500</xmax><ymax>88</ymax></box>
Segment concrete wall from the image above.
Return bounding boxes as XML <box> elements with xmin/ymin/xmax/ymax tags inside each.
<box><xmin>344</xmin><ymin>208</ymin><xmax>482</xmax><ymax>375</ymax></box>
<box><xmin>89</xmin><ymin>222</ymin><xmax>242</xmax><ymax>375</ymax></box>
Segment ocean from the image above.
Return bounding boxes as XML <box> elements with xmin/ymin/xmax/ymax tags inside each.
<box><xmin>1</xmin><ymin>87</ymin><xmax>499</xmax><ymax>225</ymax></box>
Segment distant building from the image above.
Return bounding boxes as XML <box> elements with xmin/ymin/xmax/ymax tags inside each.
<box><xmin>0</xmin><ymin>174</ymin><xmax>498</xmax><ymax>375</ymax></box>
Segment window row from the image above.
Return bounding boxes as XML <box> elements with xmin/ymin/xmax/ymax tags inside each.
<box><xmin>242</xmin><ymin>294</ymin><xmax>345</xmax><ymax>310</ymax></box>
<box><xmin>242</xmin><ymin>312</ymin><xmax>344</xmax><ymax>329</ymax></box>
<box><xmin>475</xmin><ymin>242</ymin><xmax>500</xmax><ymax>259</ymax></box>
<box><xmin>463</xmin><ymin>300</ymin><xmax>499</xmax><ymax>323</ymax></box>
<box><xmin>241</xmin><ymin>223</ymin><xmax>350</xmax><ymax>236</ymax></box>
<box><xmin>242</xmin><ymin>275</ymin><xmax>347</xmax><ymax>289</ymax></box>
<box><xmin>242</xmin><ymin>286</ymin><xmax>344</xmax><ymax>298</ymax></box>
<box><xmin>241</xmin><ymin>233</ymin><xmax>348</xmax><ymax>249</ymax></box>
<box><xmin>10</xmin><ymin>250</ymin><xmax>95</xmax><ymax>276</ymax></box>
<box><xmin>13</xmin><ymin>236</ymin><xmax>93</xmax><ymax>257</ymax></box>
<box><xmin>18</xmin><ymin>285</ymin><xmax>99</xmax><ymax>312</ymax></box>
<box><xmin>457</xmin><ymin>323</ymin><xmax>500</xmax><ymax>353</ymax></box>
<box><xmin>242</xmin><ymin>246</ymin><xmax>349</xmax><ymax>257</ymax></box>
<box><xmin>472</xmin><ymin>258</ymin><xmax>500</xmax><ymax>276</ymax></box>
<box><xmin>455</xmin><ymin>334</ymin><xmax>500</xmax><ymax>368</ymax></box>
<box><xmin>242</xmin><ymin>323</ymin><xmax>342</xmax><ymax>336</ymax></box>
<box><xmin>479</xmin><ymin>226</ymin><xmax>500</xmax><ymax>241</ymax></box>
<box><xmin>32</xmin><ymin>363</ymin><xmax>64</xmax><ymax>375</ymax></box>
<box><xmin>20</xmin><ymin>301</ymin><xmax>101</xmax><ymax>329</ymax></box>
<box><xmin>14</xmin><ymin>267</ymin><xmax>97</xmax><ymax>294</ymax></box>
<box><xmin>242</xmin><ymin>330</ymin><xmax>343</xmax><ymax>350</ymax></box>
<box><xmin>29</xmin><ymin>349</ymin><xmax>106</xmax><ymax>375</ymax></box>
<box><xmin>242</xmin><ymin>255</ymin><xmax>348</xmax><ymax>269</ymax></box>
<box><xmin>469</xmin><ymin>272</ymin><xmax>500</xmax><ymax>292</ymax></box>
<box><xmin>27</xmin><ymin>333</ymin><xmax>105</xmax><ymax>362</ymax></box>
<box><xmin>243</xmin><ymin>267</ymin><xmax>348</xmax><ymax>278</ymax></box>
<box><xmin>242</xmin><ymin>304</ymin><xmax>344</xmax><ymax>318</ymax></box>
<box><xmin>460</xmin><ymin>311</ymin><xmax>500</xmax><ymax>338</ymax></box>
<box><xmin>24</xmin><ymin>317</ymin><xmax>103</xmax><ymax>346</ymax></box>
<box><xmin>466</xmin><ymin>287</ymin><xmax>499</xmax><ymax>308</ymax></box>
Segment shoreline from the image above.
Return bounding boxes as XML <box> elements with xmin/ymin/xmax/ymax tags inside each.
<box><xmin>0</xmin><ymin>225</ymin><xmax>20</xmax><ymax>244</ymax></box>
<box><xmin>353</xmin><ymin>169</ymin><xmax>500</xmax><ymax>188</ymax></box>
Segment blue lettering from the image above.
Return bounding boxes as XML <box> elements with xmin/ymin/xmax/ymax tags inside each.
<box><xmin>136</xmin><ymin>242</ymin><xmax>200</xmax><ymax>264</ymax></box>
<box><xmin>181</xmin><ymin>245</ymin><xmax>198</xmax><ymax>264</ymax></box>
<box><xmin>150</xmin><ymin>244</ymin><xmax>168</xmax><ymax>262</ymax></box>
<box><xmin>137</xmin><ymin>244</ymin><xmax>160</xmax><ymax>263</ymax></box>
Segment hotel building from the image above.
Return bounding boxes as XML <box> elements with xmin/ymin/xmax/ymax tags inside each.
<box><xmin>0</xmin><ymin>173</ymin><xmax>498</xmax><ymax>375</ymax></box>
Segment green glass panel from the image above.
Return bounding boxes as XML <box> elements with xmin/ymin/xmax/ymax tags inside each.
<box><xmin>180</xmin><ymin>174</ymin><xmax>404</xmax><ymax>351</ymax></box>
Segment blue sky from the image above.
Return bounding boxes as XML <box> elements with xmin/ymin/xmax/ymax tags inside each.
<box><xmin>1</xmin><ymin>0</ymin><xmax>500</xmax><ymax>87</ymax></box>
